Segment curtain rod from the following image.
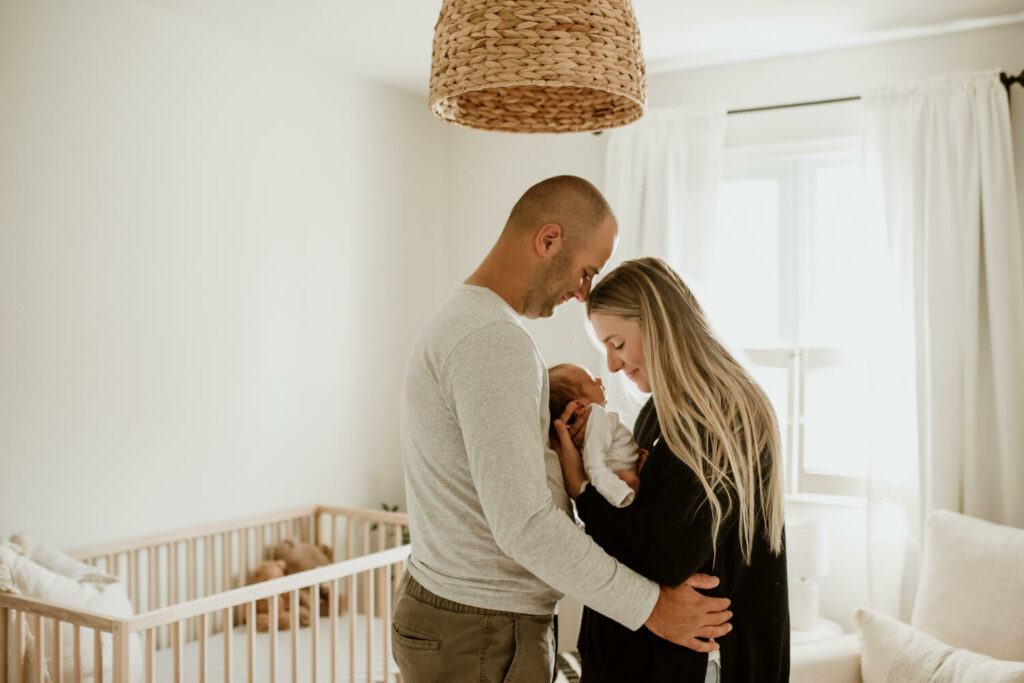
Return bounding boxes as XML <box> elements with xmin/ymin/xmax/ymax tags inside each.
<box><xmin>1001</xmin><ymin>69</ymin><xmax>1024</xmax><ymax>92</ymax></box>
<box><xmin>594</xmin><ymin>70</ymin><xmax>1021</xmax><ymax>135</ymax></box>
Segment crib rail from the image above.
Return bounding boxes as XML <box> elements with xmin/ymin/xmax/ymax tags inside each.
<box><xmin>4</xmin><ymin>505</ymin><xmax>410</xmax><ymax>682</ymax></box>
<box><xmin>1</xmin><ymin>592</ymin><xmax>125</xmax><ymax>683</ymax></box>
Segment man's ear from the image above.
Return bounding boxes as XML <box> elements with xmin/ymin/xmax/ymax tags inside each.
<box><xmin>534</xmin><ymin>222</ymin><xmax>564</xmax><ymax>257</ymax></box>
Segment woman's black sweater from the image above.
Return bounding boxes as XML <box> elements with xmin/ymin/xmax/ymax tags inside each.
<box><xmin>575</xmin><ymin>399</ymin><xmax>790</xmax><ymax>683</ymax></box>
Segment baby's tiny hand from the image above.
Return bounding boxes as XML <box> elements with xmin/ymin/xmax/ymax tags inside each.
<box><xmin>616</xmin><ymin>470</ymin><xmax>641</xmax><ymax>495</ymax></box>
<box><xmin>637</xmin><ymin>448</ymin><xmax>650</xmax><ymax>473</ymax></box>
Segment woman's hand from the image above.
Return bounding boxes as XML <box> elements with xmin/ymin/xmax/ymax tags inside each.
<box><xmin>552</xmin><ymin>401</ymin><xmax>588</xmax><ymax>499</ymax></box>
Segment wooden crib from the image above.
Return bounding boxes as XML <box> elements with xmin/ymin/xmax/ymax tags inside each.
<box><xmin>0</xmin><ymin>505</ymin><xmax>411</xmax><ymax>683</ymax></box>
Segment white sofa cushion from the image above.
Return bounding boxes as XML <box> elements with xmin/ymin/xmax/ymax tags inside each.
<box><xmin>856</xmin><ymin>608</ymin><xmax>1024</xmax><ymax>683</ymax></box>
<box><xmin>911</xmin><ymin>510</ymin><xmax>1024</xmax><ymax>661</ymax></box>
<box><xmin>791</xmin><ymin>634</ymin><xmax>862</xmax><ymax>683</ymax></box>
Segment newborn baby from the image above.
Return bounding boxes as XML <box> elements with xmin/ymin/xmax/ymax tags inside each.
<box><xmin>548</xmin><ymin>363</ymin><xmax>641</xmax><ymax>507</ymax></box>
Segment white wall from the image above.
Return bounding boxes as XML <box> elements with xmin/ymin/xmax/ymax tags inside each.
<box><xmin>0</xmin><ymin>1</ymin><xmax>449</xmax><ymax>549</ymax></box>
<box><xmin>446</xmin><ymin>22</ymin><xmax>1024</xmax><ymax>636</ymax></box>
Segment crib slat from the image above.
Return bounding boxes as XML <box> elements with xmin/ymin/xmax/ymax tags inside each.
<box><xmin>205</xmin><ymin>536</ymin><xmax>215</xmax><ymax>598</ymax></box>
<box><xmin>239</xmin><ymin>529</ymin><xmax>249</xmax><ymax>587</ymax></box>
<box><xmin>247</xmin><ymin>602</ymin><xmax>255</xmax><ymax>683</ymax></box>
<box><xmin>168</xmin><ymin>542</ymin><xmax>177</xmax><ymax>614</ymax></box>
<box><xmin>54</xmin><ymin>617</ymin><xmax>64</xmax><ymax>683</ymax></box>
<box><xmin>310</xmin><ymin>585</ymin><xmax>318</xmax><ymax>683</ymax></box>
<box><xmin>146</xmin><ymin>629</ymin><xmax>155</xmax><ymax>683</ymax></box>
<box><xmin>347</xmin><ymin>575</ymin><xmax>355</xmax><ymax>683</ymax></box>
<box><xmin>132</xmin><ymin>551</ymin><xmax>142</xmax><ymax>615</ymax></box>
<box><xmin>187</xmin><ymin>540</ymin><xmax>196</xmax><ymax>643</ymax></box>
<box><xmin>32</xmin><ymin>614</ymin><xmax>44</xmax><ymax>683</ymax></box>
<box><xmin>223</xmin><ymin>607</ymin><xmax>233</xmax><ymax>683</ymax></box>
<box><xmin>95</xmin><ymin>628</ymin><xmax>103</xmax><ymax>683</ymax></box>
<box><xmin>345</xmin><ymin>519</ymin><xmax>353</xmax><ymax>562</ymax></box>
<box><xmin>199</xmin><ymin>613</ymin><xmax>208</xmax><ymax>683</ymax></box>
<box><xmin>329</xmin><ymin>580</ymin><xmax>338</xmax><ymax>683</ymax></box>
<box><xmin>148</xmin><ymin>547</ymin><xmax>159</xmax><ymax>649</ymax></box>
<box><xmin>222</xmin><ymin>533</ymin><xmax>231</xmax><ymax>593</ymax></box>
<box><xmin>289</xmin><ymin>590</ymin><xmax>298</xmax><ymax>683</ymax></box>
<box><xmin>330</xmin><ymin>516</ymin><xmax>338</xmax><ymax>562</ymax></box>
<box><xmin>365</xmin><ymin>569</ymin><xmax>373</xmax><ymax>683</ymax></box>
<box><xmin>14</xmin><ymin>611</ymin><xmax>23</xmax><ymax>683</ymax></box>
<box><xmin>269</xmin><ymin>593</ymin><xmax>278</xmax><ymax>683</ymax></box>
<box><xmin>173</xmin><ymin>621</ymin><xmax>182</xmax><ymax>683</ymax></box>
<box><xmin>165</xmin><ymin>544</ymin><xmax>174</xmax><ymax>646</ymax></box>
<box><xmin>380</xmin><ymin>565</ymin><xmax>387</xmax><ymax>683</ymax></box>
<box><xmin>0</xmin><ymin>607</ymin><xmax>7</xmax><ymax>680</ymax></box>
<box><xmin>74</xmin><ymin>624</ymin><xmax>81</xmax><ymax>683</ymax></box>
<box><xmin>113</xmin><ymin>623</ymin><xmax>130</xmax><ymax>683</ymax></box>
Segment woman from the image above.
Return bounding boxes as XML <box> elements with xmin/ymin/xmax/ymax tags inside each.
<box><xmin>552</xmin><ymin>257</ymin><xmax>790</xmax><ymax>683</ymax></box>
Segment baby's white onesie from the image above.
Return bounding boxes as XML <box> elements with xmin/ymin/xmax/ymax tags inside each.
<box><xmin>583</xmin><ymin>403</ymin><xmax>640</xmax><ymax>507</ymax></box>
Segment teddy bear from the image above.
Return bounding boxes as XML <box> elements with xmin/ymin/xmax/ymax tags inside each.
<box><xmin>243</xmin><ymin>559</ymin><xmax>312</xmax><ymax>631</ymax></box>
<box><xmin>270</xmin><ymin>539</ymin><xmax>343</xmax><ymax>616</ymax></box>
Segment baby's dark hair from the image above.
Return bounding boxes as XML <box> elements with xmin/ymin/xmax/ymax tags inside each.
<box><xmin>548</xmin><ymin>364</ymin><xmax>581</xmax><ymax>435</ymax></box>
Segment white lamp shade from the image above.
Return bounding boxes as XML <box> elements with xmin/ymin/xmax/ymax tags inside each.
<box><xmin>786</xmin><ymin>517</ymin><xmax>830</xmax><ymax>580</ymax></box>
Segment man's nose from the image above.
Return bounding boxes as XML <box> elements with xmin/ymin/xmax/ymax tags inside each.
<box><xmin>573</xmin><ymin>278</ymin><xmax>592</xmax><ymax>302</ymax></box>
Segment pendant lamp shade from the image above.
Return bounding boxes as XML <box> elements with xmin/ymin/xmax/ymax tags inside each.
<box><xmin>429</xmin><ymin>1</ymin><xmax>646</xmax><ymax>133</ymax></box>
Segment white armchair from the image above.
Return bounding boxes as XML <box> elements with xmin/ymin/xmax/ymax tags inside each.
<box><xmin>789</xmin><ymin>510</ymin><xmax>1024</xmax><ymax>682</ymax></box>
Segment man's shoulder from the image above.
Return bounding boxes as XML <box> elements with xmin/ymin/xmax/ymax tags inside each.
<box><xmin>416</xmin><ymin>288</ymin><xmax>537</xmax><ymax>368</ymax></box>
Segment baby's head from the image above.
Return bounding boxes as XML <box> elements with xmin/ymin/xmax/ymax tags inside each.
<box><xmin>548</xmin><ymin>364</ymin><xmax>607</xmax><ymax>429</ymax></box>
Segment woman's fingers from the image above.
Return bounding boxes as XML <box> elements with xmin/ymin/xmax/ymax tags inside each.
<box><xmin>683</xmin><ymin>638</ymin><xmax>720</xmax><ymax>653</ymax></box>
<box><xmin>697</xmin><ymin>622</ymin><xmax>733</xmax><ymax>639</ymax></box>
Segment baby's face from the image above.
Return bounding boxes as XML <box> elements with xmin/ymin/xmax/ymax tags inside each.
<box><xmin>567</xmin><ymin>365</ymin><xmax>607</xmax><ymax>407</ymax></box>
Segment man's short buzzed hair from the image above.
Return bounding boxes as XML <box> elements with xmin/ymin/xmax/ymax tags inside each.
<box><xmin>505</xmin><ymin>175</ymin><xmax>614</xmax><ymax>244</ymax></box>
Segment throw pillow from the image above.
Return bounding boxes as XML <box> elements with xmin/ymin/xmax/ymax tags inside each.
<box><xmin>912</xmin><ymin>510</ymin><xmax>1024</xmax><ymax>661</ymax></box>
<box><xmin>856</xmin><ymin>608</ymin><xmax>1024</xmax><ymax>683</ymax></box>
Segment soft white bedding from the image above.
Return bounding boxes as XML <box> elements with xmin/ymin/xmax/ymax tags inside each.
<box><xmin>150</xmin><ymin>614</ymin><xmax>398</xmax><ymax>683</ymax></box>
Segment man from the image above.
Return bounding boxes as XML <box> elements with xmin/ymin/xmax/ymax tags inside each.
<box><xmin>394</xmin><ymin>176</ymin><xmax>732</xmax><ymax>681</ymax></box>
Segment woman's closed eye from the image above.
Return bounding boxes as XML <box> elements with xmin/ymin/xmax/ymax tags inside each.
<box><xmin>612</xmin><ymin>342</ymin><xmax>624</xmax><ymax>351</ymax></box>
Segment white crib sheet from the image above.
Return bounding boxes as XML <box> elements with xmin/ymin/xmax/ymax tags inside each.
<box><xmin>150</xmin><ymin>614</ymin><xmax>398</xmax><ymax>683</ymax></box>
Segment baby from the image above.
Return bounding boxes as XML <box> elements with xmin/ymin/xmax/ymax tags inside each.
<box><xmin>548</xmin><ymin>363</ymin><xmax>641</xmax><ymax>507</ymax></box>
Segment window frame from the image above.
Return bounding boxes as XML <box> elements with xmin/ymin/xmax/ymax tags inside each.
<box><xmin>721</xmin><ymin>138</ymin><xmax>868</xmax><ymax>499</ymax></box>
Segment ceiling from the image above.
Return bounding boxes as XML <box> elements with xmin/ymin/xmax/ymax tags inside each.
<box><xmin>147</xmin><ymin>0</ymin><xmax>1024</xmax><ymax>94</ymax></box>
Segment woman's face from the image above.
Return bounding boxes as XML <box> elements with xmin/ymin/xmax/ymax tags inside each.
<box><xmin>589</xmin><ymin>313</ymin><xmax>649</xmax><ymax>393</ymax></box>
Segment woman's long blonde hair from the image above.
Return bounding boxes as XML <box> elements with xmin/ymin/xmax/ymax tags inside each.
<box><xmin>587</xmin><ymin>257</ymin><xmax>784</xmax><ymax>563</ymax></box>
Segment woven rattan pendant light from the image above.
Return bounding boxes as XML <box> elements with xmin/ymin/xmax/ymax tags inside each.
<box><xmin>429</xmin><ymin>1</ymin><xmax>646</xmax><ymax>133</ymax></box>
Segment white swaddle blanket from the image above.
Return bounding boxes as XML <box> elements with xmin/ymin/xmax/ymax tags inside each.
<box><xmin>582</xmin><ymin>404</ymin><xmax>639</xmax><ymax>507</ymax></box>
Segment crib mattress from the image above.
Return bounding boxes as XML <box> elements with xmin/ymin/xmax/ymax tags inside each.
<box><xmin>150</xmin><ymin>614</ymin><xmax>398</xmax><ymax>683</ymax></box>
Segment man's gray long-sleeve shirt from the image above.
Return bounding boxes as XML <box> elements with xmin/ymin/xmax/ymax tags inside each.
<box><xmin>400</xmin><ymin>285</ymin><xmax>658</xmax><ymax>629</ymax></box>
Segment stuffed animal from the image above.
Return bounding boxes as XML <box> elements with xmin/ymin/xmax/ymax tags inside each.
<box><xmin>270</xmin><ymin>539</ymin><xmax>340</xmax><ymax>616</ymax></box>
<box><xmin>271</xmin><ymin>539</ymin><xmax>332</xmax><ymax>575</ymax></box>
<box><xmin>243</xmin><ymin>559</ymin><xmax>312</xmax><ymax>631</ymax></box>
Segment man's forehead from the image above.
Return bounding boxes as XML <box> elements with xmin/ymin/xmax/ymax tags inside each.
<box><xmin>584</xmin><ymin>217</ymin><xmax>618</xmax><ymax>268</ymax></box>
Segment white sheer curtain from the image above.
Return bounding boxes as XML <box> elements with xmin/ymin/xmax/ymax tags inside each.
<box><xmin>601</xmin><ymin>105</ymin><xmax>728</xmax><ymax>424</ymax></box>
<box><xmin>862</xmin><ymin>70</ymin><xmax>1024</xmax><ymax>617</ymax></box>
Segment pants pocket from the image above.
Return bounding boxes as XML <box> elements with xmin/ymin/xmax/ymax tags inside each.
<box><xmin>392</xmin><ymin>622</ymin><xmax>440</xmax><ymax>651</ymax></box>
<box><xmin>501</xmin><ymin>614</ymin><xmax>554</xmax><ymax>683</ymax></box>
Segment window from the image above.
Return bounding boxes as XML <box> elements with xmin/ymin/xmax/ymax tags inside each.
<box><xmin>702</xmin><ymin>140</ymin><xmax>877</xmax><ymax>497</ymax></box>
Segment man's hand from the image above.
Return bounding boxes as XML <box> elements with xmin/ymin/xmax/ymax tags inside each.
<box><xmin>645</xmin><ymin>574</ymin><xmax>732</xmax><ymax>652</ymax></box>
